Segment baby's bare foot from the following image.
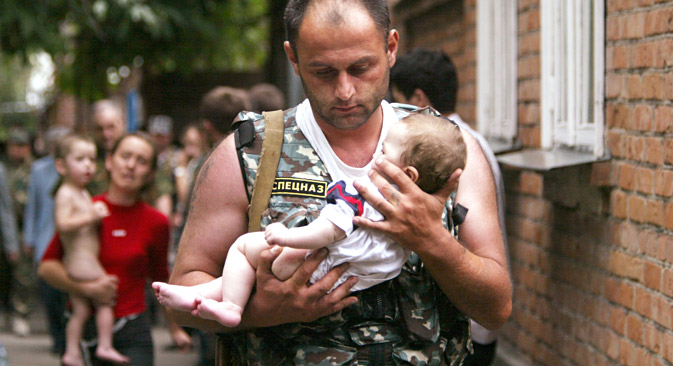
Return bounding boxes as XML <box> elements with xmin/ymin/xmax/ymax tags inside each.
<box><xmin>152</xmin><ymin>282</ymin><xmax>199</xmax><ymax>312</ymax></box>
<box><xmin>96</xmin><ymin>346</ymin><xmax>130</xmax><ymax>365</ymax></box>
<box><xmin>195</xmin><ymin>298</ymin><xmax>243</xmax><ymax>327</ymax></box>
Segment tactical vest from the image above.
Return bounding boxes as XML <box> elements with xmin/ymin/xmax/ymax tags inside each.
<box><xmin>232</xmin><ymin>106</ymin><xmax>470</xmax><ymax>365</ymax></box>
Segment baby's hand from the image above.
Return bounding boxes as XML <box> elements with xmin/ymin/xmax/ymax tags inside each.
<box><xmin>265</xmin><ymin>223</ymin><xmax>289</xmax><ymax>246</ymax></box>
<box><xmin>92</xmin><ymin>201</ymin><xmax>110</xmax><ymax>220</ymax></box>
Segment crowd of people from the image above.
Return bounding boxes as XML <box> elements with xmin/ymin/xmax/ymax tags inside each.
<box><xmin>1</xmin><ymin>1</ymin><xmax>514</xmax><ymax>365</ymax></box>
<box><xmin>0</xmin><ymin>82</ymin><xmax>285</xmax><ymax>366</ymax></box>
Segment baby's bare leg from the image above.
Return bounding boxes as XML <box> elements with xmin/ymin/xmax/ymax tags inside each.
<box><xmin>62</xmin><ymin>295</ymin><xmax>91</xmax><ymax>366</ymax></box>
<box><xmin>196</xmin><ymin>232</ymin><xmax>266</xmax><ymax>327</ymax></box>
<box><xmin>152</xmin><ymin>278</ymin><xmax>223</xmax><ymax>312</ymax></box>
<box><xmin>271</xmin><ymin>247</ymin><xmax>309</xmax><ymax>280</ymax></box>
<box><xmin>94</xmin><ymin>305</ymin><xmax>129</xmax><ymax>365</ymax></box>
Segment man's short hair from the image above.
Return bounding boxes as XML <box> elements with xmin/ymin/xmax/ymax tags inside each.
<box><xmin>248</xmin><ymin>83</ymin><xmax>286</xmax><ymax>113</ymax></box>
<box><xmin>91</xmin><ymin>99</ymin><xmax>124</xmax><ymax>124</ymax></box>
<box><xmin>199</xmin><ymin>86</ymin><xmax>251</xmax><ymax>134</ymax></box>
<box><xmin>284</xmin><ymin>0</ymin><xmax>391</xmax><ymax>56</ymax></box>
<box><xmin>390</xmin><ymin>48</ymin><xmax>459</xmax><ymax>114</ymax></box>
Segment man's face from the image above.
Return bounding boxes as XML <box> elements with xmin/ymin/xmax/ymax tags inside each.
<box><xmin>95</xmin><ymin>111</ymin><xmax>126</xmax><ymax>153</ymax></box>
<box><xmin>285</xmin><ymin>6</ymin><xmax>398</xmax><ymax>130</ymax></box>
<box><xmin>6</xmin><ymin>143</ymin><xmax>30</xmax><ymax>163</ymax></box>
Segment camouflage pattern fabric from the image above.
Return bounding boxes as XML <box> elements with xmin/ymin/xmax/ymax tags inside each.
<box><xmin>4</xmin><ymin>158</ymin><xmax>36</xmax><ymax>317</ymax></box>
<box><xmin>229</xmin><ymin>107</ymin><xmax>471</xmax><ymax>365</ymax></box>
<box><xmin>4</xmin><ymin>158</ymin><xmax>32</xmax><ymax>226</ymax></box>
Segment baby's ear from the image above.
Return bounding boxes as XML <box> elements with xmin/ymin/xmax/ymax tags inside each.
<box><xmin>54</xmin><ymin>158</ymin><xmax>66</xmax><ymax>176</ymax></box>
<box><xmin>403</xmin><ymin>166</ymin><xmax>419</xmax><ymax>183</ymax></box>
<box><xmin>446</xmin><ymin>168</ymin><xmax>463</xmax><ymax>192</ymax></box>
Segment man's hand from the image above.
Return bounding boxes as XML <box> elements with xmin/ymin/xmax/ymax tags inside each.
<box><xmin>242</xmin><ymin>247</ymin><xmax>358</xmax><ymax>328</ymax></box>
<box><xmin>353</xmin><ymin>157</ymin><xmax>449</xmax><ymax>253</ymax></box>
<box><xmin>82</xmin><ymin>274</ymin><xmax>119</xmax><ymax>306</ymax></box>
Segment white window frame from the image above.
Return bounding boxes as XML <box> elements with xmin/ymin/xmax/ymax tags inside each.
<box><xmin>477</xmin><ymin>0</ymin><xmax>518</xmax><ymax>145</ymax></box>
<box><xmin>541</xmin><ymin>0</ymin><xmax>605</xmax><ymax>156</ymax></box>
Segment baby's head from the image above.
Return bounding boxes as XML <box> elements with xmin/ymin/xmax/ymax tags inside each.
<box><xmin>54</xmin><ymin>133</ymin><xmax>97</xmax><ymax>184</ymax></box>
<box><xmin>381</xmin><ymin>113</ymin><xmax>467</xmax><ymax>194</ymax></box>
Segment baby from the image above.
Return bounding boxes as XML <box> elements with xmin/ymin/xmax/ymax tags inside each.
<box><xmin>53</xmin><ymin>134</ymin><xmax>129</xmax><ymax>366</ymax></box>
<box><xmin>153</xmin><ymin>113</ymin><xmax>467</xmax><ymax>327</ymax></box>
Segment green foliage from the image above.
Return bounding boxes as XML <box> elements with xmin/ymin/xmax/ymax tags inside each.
<box><xmin>0</xmin><ymin>0</ymin><xmax>269</xmax><ymax>101</ymax></box>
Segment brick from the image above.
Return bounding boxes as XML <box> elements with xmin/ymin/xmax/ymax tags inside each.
<box><xmin>519</xmin><ymin>125</ymin><xmax>541</xmax><ymax>147</ymax></box>
<box><xmin>645</xmin><ymin>137</ymin><xmax>664</xmax><ymax>165</ymax></box>
<box><xmin>634</xmin><ymin>104</ymin><xmax>654</xmax><ymax>131</ymax></box>
<box><xmin>663</xmin><ymin>268</ymin><xmax>673</xmax><ymax>298</ymax></box>
<box><xmin>646</xmin><ymin>199</ymin><xmax>664</xmax><ymax>227</ymax></box>
<box><xmin>645</xmin><ymin>7</ymin><xmax>673</xmax><ymax>36</ymax></box>
<box><xmin>643</xmin><ymin>261</ymin><xmax>662</xmax><ymax>290</ymax></box>
<box><xmin>664</xmin><ymin>202</ymin><xmax>673</xmax><ymax>230</ymax></box>
<box><xmin>606</xmin><ymin>73</ymin><xmax>624</xmax><ymax>99</ymax></box>
<box><xmin>625</xmin><ymin>12</ymin><xmax>646</xmax><ymax>39</ymax></box>
<box><xmin>606</xmin><ymin>131</ymin><xmax>624</xmax><ymax>158</ymax></box>
<box><xmin>635</xmin><ymin>167</ymin><xmax>654</xmax><ymax>194</ymax></box>
<box><xmin>642</xmin><ymin>73</ymin><xmax>664</xmax><ymax>100</ymax></box>
<box><xmin>636</xmin><ymin>286</ymin><xmax>652</xmax><ymax>317</ymax></box>
<box><xmin>619</xmin><ymin>164</ymin><xmax>636</xmax><ymax>190</ymax></box>
<box><xmin>605</xmin><ymin>278</ymin><xmax>635</xmax><ymax>310</ymax></box>
<box><xmin>666</xmin><ymin>139</ymin><xmax>673</xmax><ymax>165</ymax></box>
<box><xmin>607</xmin><ymin>0</ymin><xmax>636</xmax><ymax>12</ymax></box>
<box><xmin>655</xmin><ymin>170</ymin><xmax>673</xmax><ymax>197</ymax></box>
<box><xmin>519</xmin><ymin>171</ymin><xmax>543</xmax><ymax>196</ymax></box>
<box><xmin>658</xmin><ymin>38</ymin><xmax>673</xmax><ymax>68</ymax></box>
<box><xmin>610</xmin><ymin>250</ymin><xmax>644</xmax><ymax>281</ymax></box>
<box><xmin>642</xmin><ymin>321</ymin><xmax>663</xmax><ymax>354</ymax></box>
<box><xmin>654</xmin><ymin>106</ymin><xmax>673</xmax><ymax>133</ymax></box>
<box><xmin>626</xmin><ymin>314</ymin><xmax>643</xmax><ymax>343</ymax></box>
<box><xmin>666</xmin><ymin>74</ymin><xmax>673</xmax><ymax>99</ymax></box>
<box><xmin>652</xmin><ymin>294</ymin><xmax>673</xmax><ymax>328</ymax></box>
<box><xmin>662</xmin><ymin>234</ymin><xmax>673</xmax><ymax>263</ymax></box>
<box><xmin>635</xmin><ymin>41</ymin><xmax>657</xmax><ymax>68</ymax></box>
<box><xmin>612</xmin><ymin>103</ymin><xmax>630</xmax><ymax>129</ymax></box>
<box><xmin>627</xmin><ymin>74</ymin><xmax>643</xmax><ymax>100</ymax></box>
<box><xmin>627</xmin><ymin>194</ymin><xmax>646</xmax><ymax>223</ymax></box>
<box><xmin>607</xmin><ymin>16</ymin><xmax>622</xmax><ymax>41</ymax></box>
<box><xmin>664</xmin><ymin>331</ymin><xmax>673</xmax><ymax>363</ymax></box>
<box><xmin>609</xmin><ymin>45</ymin><xmax>630</xmax><ymax>70</ymax></box>
<box><xmin>612</xmin><ymin>189</ymin><xmax>627</xmax><ymax>218</ymax></box>
<box><xmin>627</xmin><ymin>135</ymin><xmax>645</xmax><ymax>161</ymax></box>
<box><xmin>638</xmin><ymin>226</ymin><xmax>658</xmax><ymax>256</ymax></box>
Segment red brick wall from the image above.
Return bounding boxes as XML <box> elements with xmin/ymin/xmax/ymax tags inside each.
<box><xmin>392</xmin><ymin>0</ymin><xmax>673</xmax><ymax>365</ymax></box>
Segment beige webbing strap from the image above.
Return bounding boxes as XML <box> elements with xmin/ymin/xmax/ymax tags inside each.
<box><xmin>215</xmin><ymin>110</ymin><xmax>284</xmax><ymax>366</ymax></box>
<box><xmin>247</xmin><ymin>109</ymin><xmax>284</xmax><ymax>232</ymax></box>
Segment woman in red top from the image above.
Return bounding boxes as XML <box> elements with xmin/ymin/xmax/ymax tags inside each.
<box><xmin>39</xmin><ymin>132</ymin><xmax>191</xmax><ymax>365</ymax></box>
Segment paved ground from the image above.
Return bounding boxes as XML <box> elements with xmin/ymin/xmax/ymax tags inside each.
<box><xmin>0</xmin><ymin>307</ymin><xmax>199</xmax><ymax>366</ymax></box>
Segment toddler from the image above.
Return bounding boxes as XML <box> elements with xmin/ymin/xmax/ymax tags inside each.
<box><xmin>54</xmin><ymin>134</ymin><xmax>129</xmax><ymax>366</ymax></box>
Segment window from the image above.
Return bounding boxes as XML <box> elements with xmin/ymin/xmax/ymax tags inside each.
<box><xmin>541</xmin><ymin>0</ymin><xmax>605</xmax><ymax>156</ymax></box>
<box><xmin>477</xmin><ymin>0</ymin><xmax>518</xmax><ymax>152</ymax></box>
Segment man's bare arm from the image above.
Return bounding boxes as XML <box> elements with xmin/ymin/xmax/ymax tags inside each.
<box><xmin>354</xmin><ymin>130</ymin><xmax>512</xmax><ymax>330</ymax></box>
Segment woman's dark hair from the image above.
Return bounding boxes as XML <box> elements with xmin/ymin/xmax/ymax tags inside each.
<box><xmin>284</xmin><ymin>0</ymin><xmax>390</xmax><ymax>57</ymax></box>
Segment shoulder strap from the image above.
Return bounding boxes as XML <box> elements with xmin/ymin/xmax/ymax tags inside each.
<box><xmin>247</xmin><ymin>110</ymin><xmax>284</xmax><ymax>232</ymax></box>
<box><xmin>216</xmin><ymin>110</ymin><xmax>285</xmax><ymax>366</ymax></box>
